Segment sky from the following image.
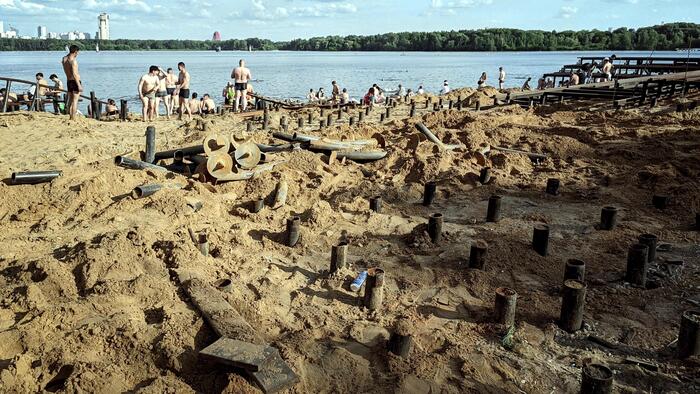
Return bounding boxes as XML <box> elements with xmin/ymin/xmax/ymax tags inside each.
<box><xmin>0</xmin><ymin>0</ymin><xmax>698</xmax><ymax>40</ymax></box>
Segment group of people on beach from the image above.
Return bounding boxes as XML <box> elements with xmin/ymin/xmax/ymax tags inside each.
<box><xmin>303</xmin><ymin>66</ymin><xmax>508</xmax><ymax>106</ymax></box>
<box><xmin>137</xmin><ymin>58</ymin><xmax>256</xmax><ymax>122</ymax></box>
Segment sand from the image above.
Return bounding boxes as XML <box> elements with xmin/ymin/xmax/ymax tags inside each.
<box><xmin>1</xmin><ymin>91</ymin><xmax>699</xmax><ymax>393</ymax></box>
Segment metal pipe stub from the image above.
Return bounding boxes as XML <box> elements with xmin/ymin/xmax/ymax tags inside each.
<box><xmin>626</xmin><ymin>243</ymin><xmax>649</xmax><ymax>287</ymax></box>
<box><xmin>358</xmin><ymin>112</ymin><xmax>364</xmax><ymax>122</ymax></box>
<box><xmin>638</xmin><ymin>233</ymin><xmax>658</xmax><ymax>263</ymax></box>
<box><xmin>132</xmin><ymin>184</ymin><xmax>162</xmax><ymax>199</ymax></box>
<box><xmin>559</xmin><ymin>279</ymin><xmax>586</xmax><ymax>333</ymax></box>
<box><xmin>369</xmin><ymin>196</ymin><xmax>382</xmax><ymax>213</ymax></box>
<box><xmin>198</xmin><ymin>232</ymin><xmax>209</xmax><ymax>256</ymax></box>
<box><xmin>214</xmin><ymin>278</ymin><xmax>233</xmax><ymax>292</ymax></box>
<box><xmin>387</xmin><ymin>319</ymin><xmax>412</xmax><ymax>358</ymax></box>
<box><xmin>486</xmin><ymin>195</ymin><xmax>502</xmax><ymax>223</ymax></box>
<box><xmin>326</xmin><ymin>113</ymin><xmax>333</xmax><ymax>127</ymax></box>
<box><xmin>329</xmin><ymin>241</ymin><xmax>348</xmax><ymax>275</ymax></box>
<box><xmin>546</xmin><ymin>178</ymin><xmax>560</xmax><ymax>196</ymax></box>
<box><xmin>115</xmin><ymin>156</ymin><xmax>167</xmax><ymax>172</ymax></box>
<box><xmin>599</xmin><ymin>206</ymin><xmax>618</xmax><ymax>230</ymax></box>
<box><xmin>468</xmin><ymin>240</ymin><xmax>488</xmax><ymax>269</ymax></box>
<box><xmin>532</xmin><ymin>223</ymin><xmax>550</xmax><ymax>257</ymax></box>
<box><xmin>380</xmin><ymin>113</ymin><xmax>385</xmax><ymax>122</ymax></box>
<box><xmin>423</xmin><ymin>181</ymin><xmax>437</xmax><ymax>206</ymax></box>
<box><xmin>365</xmin><ymin>106</ymin><xmax>370</xmax><ymax>115</ymax></box>
<box><xmin>479</xmin><ymin>167</ymin><xmax>491</xmax><ymax>185</ymax></box>
<box><xmin>677</xmin><ymin>310</ymin><xmax>700</xmax><ymax>359</ymax></box>
<box><xmin>11</xmin><ymin>170</ymin><xmax>62</xmax><ymax>185</ymax></box>
<box><xmin>319</xmin><ymin>119</ymin><xmax>325</xmax><ymax>129</ymax></box>
<box><xmin>307</xmin><ymin>113</ymin><xmax>313</xmax><ymax>124</ymax></box>
<box><xmin>286</xmin><ymin>216</ymin><xmax>300</xmax><ymax>247</ymax></box>
<box><xmin>564</xmin><ymin>259</ymin><xmax>586</xmax><ymax>282</ymax></box>
<box><xmin>494</xmin><ymin>287</ymin><xmax>517</xmax><ymax>327</ymax></box>
<box><xmin>581</xmin><ymin>363</ymin><xmax>613</xmax><ymax>394</ymax></box>
<box><xmin>428</xmin><ymin>213</ymin><xmax>443</xmax><ymax>243</ymax></box>
<box><xmin>652</xmin><ymin>195</ymin><xmax>669</xmax><ymax>210</ymax></box>
<box><xmin>363</xmin><ymin>268</ymin><xmax>385</xmax><ymax>311</ymax></box>
<box><xmin>349</xmin><ymin>116</ymin><xmax>355</xmax><ymax>126</ymax></box>
<box><xmin>250</xmin><ymin>199</ymin><xmax>264</xmax><ymax>213</ymax></box>
<box><xmin>145</xmin><ymin>126</ymin><xmax>156</xmax><ymax>163</ymax></box>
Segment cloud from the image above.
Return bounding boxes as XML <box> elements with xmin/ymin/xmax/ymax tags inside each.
<box><xmin>290</xmin><ymin>2</ymin><xmax>358</xmax><ymax>17</ymax></box>
<box><xmin>431</xmin><ymin>0</ymin><xmax>494</xmax><ymax>8</ymax></box>
<box><xmin>558</xmin><ymin>5</ymin><xmax>578</xmax><ymax>19</ymax></box>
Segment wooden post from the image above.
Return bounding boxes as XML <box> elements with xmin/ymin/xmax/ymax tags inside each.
<box><xmin>89</xmin><ymin>91</ymin><xmax>97</xmax><ymax>119</ymax></box>
<box><xmin>2</xmin><ymin>80</ymin><xmax>11</xmax><ymax>113</ymax></box>
<box><xmin>96</xmin><ymin>101</ymin><xmax>102</xmax><ymax>120</ymax></box>
<box><xmin>30</xmin><ymin>82</ymin><xmax>39</xmax><ymax>111</ymax></box>
<box><xmin>120</xmin><ymin>99</ymin><xmax>128</xmax><ymax>121</ymax></box>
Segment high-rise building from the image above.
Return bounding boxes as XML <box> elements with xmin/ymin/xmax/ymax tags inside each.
<box><xmin>37</xmin><ymin>25</ymin><xmax>47</xmax><ymax>39</ymax></box>
<box><xmin>97</xmin><ymin>13</ymin><xmax>109</xmax><ymax>40</ymax></box>
<box><xmin>213</xmin><ymin>31</ymin><xmax>221</xmax><ymax>41</ymax></box>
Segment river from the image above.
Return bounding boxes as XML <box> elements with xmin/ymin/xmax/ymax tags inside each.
<box><xmin>0</xmin><ymin>50</ymin><xmax>673</xmax><ymax>106</ymax></box>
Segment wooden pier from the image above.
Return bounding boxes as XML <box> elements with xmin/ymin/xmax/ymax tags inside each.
<box><xmin>0</xmin><ymin>76</ymin><xmax>116</xmax><ymax>120</ymax></box>
<box><xmin>507</xmin><ymin>70</ymin><xmax>700</xmax><ymax>110</ymax></box>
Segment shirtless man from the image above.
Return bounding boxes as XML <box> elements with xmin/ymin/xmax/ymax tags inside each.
<box><xmin>138</xmin><ymin>65</ymin><xmax>161</xmax><ymax>122</ymax></box>
<box><xmin>61</xmin><ymin>45</ymin><xmax>82</xmax><ymax>120</ymax></box>
<box><xmin>602</xmin><ymin>59</ymin><xmax>613</xmax><ymax>82</ymax></box>
<box><xmin>175</xmin><ymin>62</ymin><xmax>192</xmax><ymax>121</ymax></box>
<box><xmin>201</xmin><ymin>94</ymin><xmax>216</xmax><ymax>115</ymax></box>
<box><xmin>189</xmin><ymin>92</ymin><xmax>201</xmax><ymax>115</ymax></box>
<box><xmin>164</xmin><ymin>67</ymin><xmax>177</xmax><ymax>117</ymax></box>
<box><xmin>231</xmin><ymin>59</ymin><xmax>251</xmax><ymax>112</ymax></box>
<box><xmin>498</xmin><ymin>67</ymin><xmax>506</xmax><ymax>90</ymax></box>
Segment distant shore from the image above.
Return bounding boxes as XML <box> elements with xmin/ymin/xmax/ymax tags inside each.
<box><xmin>1</xmin><ymin>22</ymin><xmax>698</xmax><ymax>52</ymax></box>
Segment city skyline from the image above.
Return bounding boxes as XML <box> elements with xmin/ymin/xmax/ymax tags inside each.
<box><xmin>0</xmin><ymin>0</ymin><xmax>698</xmax><ymax>41</ymax></box>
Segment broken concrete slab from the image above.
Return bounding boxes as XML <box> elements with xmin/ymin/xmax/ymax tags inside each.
<box><xmin>251</xmin><ymin>351</ymin><xmax>300</xmax><ymax>394</ymax></box>
<box><xmin>199</xmin><ymin>337</ymin><xmax>277</xmax><ymax>372</ymax></box>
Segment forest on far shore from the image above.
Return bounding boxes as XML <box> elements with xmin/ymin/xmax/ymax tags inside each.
<box><xmin>1</xmin><ymin>23</ymin><xmax>698</xmax><ymax>52</ymax></box>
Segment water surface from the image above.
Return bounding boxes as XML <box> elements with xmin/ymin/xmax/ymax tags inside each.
<box><xmin>0</xmin><ymin>50</ymin><xmax>672</xmax><ymax>106</ymax></box>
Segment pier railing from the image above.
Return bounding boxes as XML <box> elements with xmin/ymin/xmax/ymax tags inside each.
<box><xmin>0</xmin><ymin>76</ymin><xmax>123</xmax><ymax>120</ymax></box>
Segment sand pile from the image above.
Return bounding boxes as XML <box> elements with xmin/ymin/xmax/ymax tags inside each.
<box><xmin>1</xmin><ymin>97</ymin><xmax>699</xmax><ymax>393</ymax></box>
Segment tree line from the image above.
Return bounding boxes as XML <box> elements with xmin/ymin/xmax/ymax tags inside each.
<box><xmin>1</xmin><ymin>23</ymin><xmax>698</xmax><ymax>52</ymax></box>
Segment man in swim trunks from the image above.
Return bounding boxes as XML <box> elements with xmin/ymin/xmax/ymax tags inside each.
<box><xmin>165</xmin><ymin>67</ymin><xmax>177</xmax><ymax>117</ymax></box>
<box><xmin>138</xmin><ymin>65</ymin><xmax>161</xmax><ymax>122</ymax></box>
<box><xmin>498</xmin><ymin>67</ymin><xmax>506</xmax><ymax>90</ymax></box>
<box><xmin>331</xmin><ymin>81</ymin><xmax>340</xmax><ymax>103</ymax></box>
<box><xmin>154</xmin><ymin>67</ymin><xmax>169</xmax><ymax>119</ymax></box>
<box><xmin>175</xmin><ymin>62</ymin><xmax>192</xmax><ymax>121</ymax></box>
<box><xmin>61</xmin><ymin>45</ymin><xmax>82</xmax><ymax>120</ymax></box>
<box><xmin>231</xmin><ymin>59</ymin><xmax>251</xmax><ymax>112</ymax></box>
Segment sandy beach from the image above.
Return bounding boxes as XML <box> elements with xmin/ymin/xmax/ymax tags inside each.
<box><xmin>1</xmin><ymin>86</ymin><xmax>699</xmax><ymax>393</ymax></box>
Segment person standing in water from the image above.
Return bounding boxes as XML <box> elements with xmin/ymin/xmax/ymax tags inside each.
<box><xmin>231</xmin><ymin>59</ymin><xmax>252</xmax><ymax>112</ymax></box>
<box><xmin>61</xmin><ymin>45</ymin><xmax>82</xmax><ymax>120</ymax></box>
<box><xmin>498</xmin><ymin>67</ymin><xmax>506</xmax><ymax>90</ymax></box>
<box><xmin>175</xmin><ymin>62</ymin><xmax>192</xmax><ymax>121</ymax></box>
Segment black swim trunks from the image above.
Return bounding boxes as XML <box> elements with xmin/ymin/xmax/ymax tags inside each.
<box><xmin>166</xmin><ymin>87</ymin><xmax>176</xmax><ymax>95</ymax></box>
<box><xmin>67</xmin><ymin>80</ymin><xmax>80</xmax><ymax>93</ymax></box>
<box><xmin>235</xmin><ymin>82</ymin><xmax>247</xmax><ymax>91</ymax></box>
<box><xmin>179</xmin><ymin>89</ymin><xmax>190</xmax><ymax>99</ymax></box>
